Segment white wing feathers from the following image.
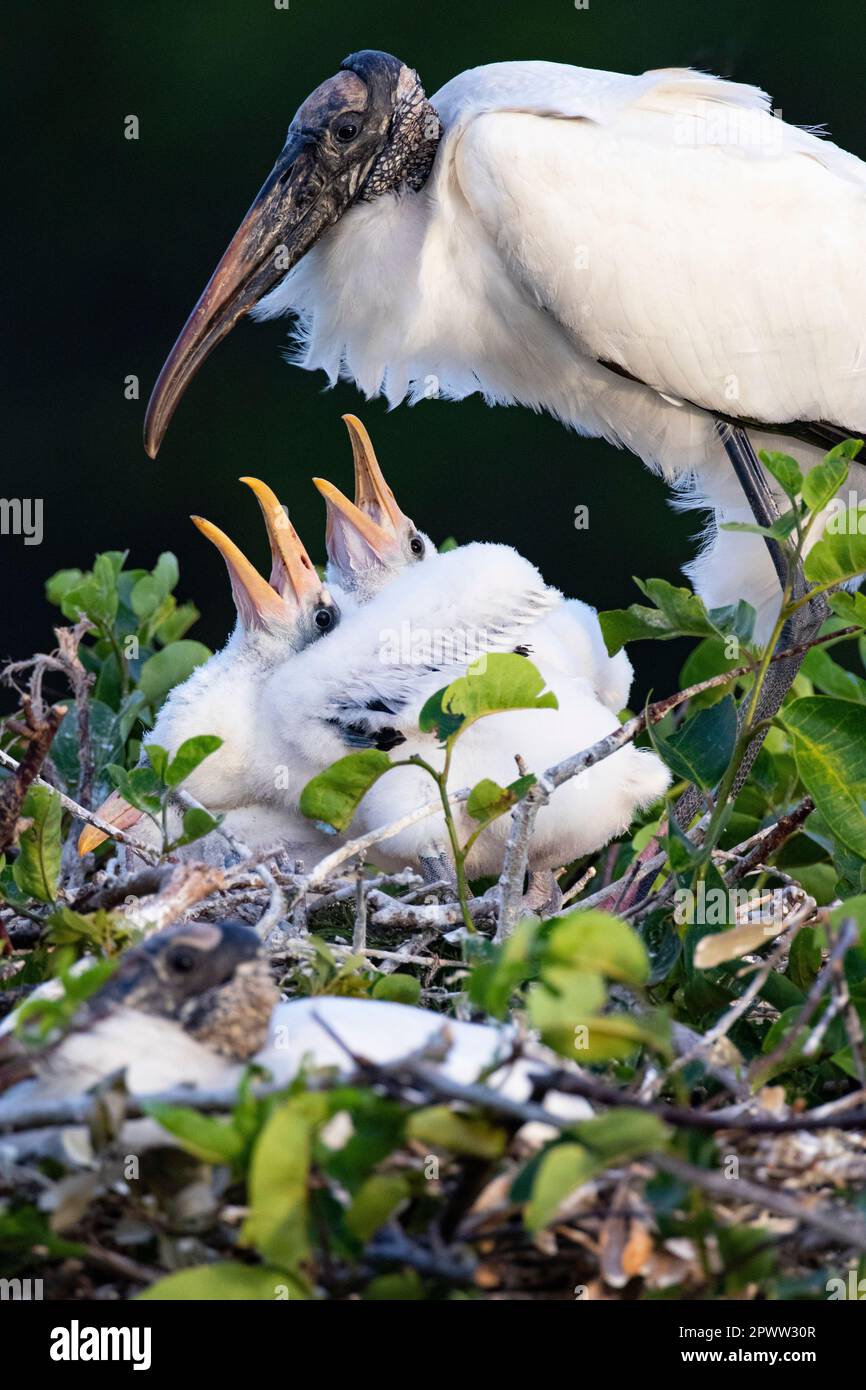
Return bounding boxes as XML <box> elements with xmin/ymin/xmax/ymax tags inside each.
<box><xmin>449</xmin><ymin>65</ymin><xmax>866</xmax><ymax>430</ymax></box>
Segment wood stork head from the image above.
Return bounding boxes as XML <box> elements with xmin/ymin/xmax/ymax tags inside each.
<box><xmin>70</xmin><ymin>920</ymin><xmax>276</xmax><ymax>1060</ymax></box>
<box><xmin>192</xmin><ymin>477</ymin><xmax>340</xmax><ymax>652</ymax></box>
<box><xmin>313</xmin><ymin>414</ymin><xmax>434</xmax><ymax>602</ymax></box>
<box><xmin>144</xmin><ymin>51</ymin><xmax>440</xmax><ymax>457</ymax></box>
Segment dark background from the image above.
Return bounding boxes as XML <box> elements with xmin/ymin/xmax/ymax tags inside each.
<box><xmin>5</xmin><ymin>0</ymin><xmax>865</xmax><ymax>696</ymax></box>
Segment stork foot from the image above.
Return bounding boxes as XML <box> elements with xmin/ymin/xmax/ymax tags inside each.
<box><xmin>522</xmin><ymin>869</ymin><xmax>563</xmax><ymax>918</ymax></box>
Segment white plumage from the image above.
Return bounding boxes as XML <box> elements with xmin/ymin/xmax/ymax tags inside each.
<box><xmin>262</xmin><ymin>540</ymin><xmax>669</xmax><ymax>874</ymax></box>
<box><xmin>250</xmin><ymin>59</ymin><xmax>866</xmax><ymax>638</ymax></box>
<box><xmin>80</xmin><ymin>485</ymin><xmax>342</xmax><ymax>867</ymax></box>
<box><xmin>317</xmin><ymin>414</ymin><xmax>634</xmax><ymax>716</ymax></box>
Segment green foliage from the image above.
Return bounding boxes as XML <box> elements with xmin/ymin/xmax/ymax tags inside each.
<box><xmin>44</xmin><ymin>548</ymin><xmax>209</xmax><ymax>801</ymax></box>
<box><xmin>299</xmin><ymin>750</ymin><xmax>393</xmax><ymax>833</ymax></box>
<box><xmin>782</xmin><ymin>697</ymin><xmax>866</xmax><ymax>858</ymax></box>
<box><xmin>600</xmin><ymin>577</ymin><xmax>755</xmax><ymax>655</ymax></box>
<box><xmin>418</xmin><ymin>653</ymin><xmax>558</xmax><ymax>742</ymax></box>
<box><xmin>11</xmin><ymin>785</ymin><xmax>62</xmax><ymax>902</ymax></box>
<box><xmin>106</xmin><ymin>734</ymin><xmax>223</xmax><ymax>854</ymax></box>
<box><xmin>300</xmin><ymin>653</ymin><xmax>556</xmax><ymax>931</ymax></box>
<box><xmin>646</xmin><ymin>695</ymin><xmax>737</xmax><ymax>789</ymax></box>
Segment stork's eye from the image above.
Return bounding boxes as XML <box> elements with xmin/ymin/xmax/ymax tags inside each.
<box><xmin>315</xmin><ymin>606</ymin><xmax>336</xmax><ymax>631</ymax></box>
<box><xmin>409</xmin><ymin>535</ymin><xmax>425</xmax><ymax>557</ymax></box>
<box><xmin>335</xmin><ymin>120</ymin><xmax>360</xmax><ymax>143</ymax></box>
<box><xmin>168</xmin><ymin>947</ymin><xmax>197</xmax><ymax>974</ymax></box>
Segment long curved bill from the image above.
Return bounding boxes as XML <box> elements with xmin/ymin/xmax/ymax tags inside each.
<box><xmin>239</xmin><ymin>477</ymin><xmax>323</xmax><ymax>605</ymax></box>
<box><xmin>78</xmin><ymin>789</ymin><xmax>145</xmax><ymax>856</ymax></box>
<box><xmin>342</xmin><ymin>414</ymin><xmax>410</xmax><ymax>533</ymax></box>
<box><xmin>191</xmin><ymin>514</ymin><xmax>289</xmax><ymax>630</ymax></box>
<box><xmin>141</xmin><ymin>64</ymin><xmax>391</xmax><ymax>459</ymax></box>
<box><xmin>142</xmin><ymin>132</ymin><xmax>343</xmax><ymax>459</ymax></box>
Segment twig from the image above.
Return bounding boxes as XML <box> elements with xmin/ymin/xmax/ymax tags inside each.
<box><xmin>353</xmin><ymin>873</ymin><xmax>367</xmax><ymax>954</ymax></box>
<box><xmin>750</xmin><ymin>917</ymin><xmax>860</xmax><ymax>1085</ymax></box>
<box><xmin>665</xmin><ymin>895</ymin><xmax>813</xmax><ymax>1081</ymax></box>
<box><xmin>292</xmin><ymin>788</ymin><xmax>471</xmax><ymax>898</ymax></box>
<box><xmin>652</xmin><ymin>1151</ymin><xmax>866</xmax><ymax>1253</ymax></box>
<box><xmin>560</xmin><ymin>864</ymin><xmax>597</xmax><ymax>908</ymax></box>
<box><xmin>0</xmin><ymin>699</ymin><xmax>67</xmax><ymax>855</ymax></box>
<box><xmin>0</xmin><ymin>745</ymin><xmax>161</xmax><ymax>866</ymax></box>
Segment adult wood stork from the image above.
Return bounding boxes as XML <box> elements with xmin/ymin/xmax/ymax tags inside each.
<box><xmin>79</xmin><ymin>479</ymin><xmax>342</xmax><ymax>865</ymax></box>
<box><xmin>142</xmin><ymin>51</ymin><xmax>866</xmax><ymax>795</ymax></box>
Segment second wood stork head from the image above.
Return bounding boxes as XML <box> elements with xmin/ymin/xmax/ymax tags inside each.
<box><xmin>314</xmin><ymin>414</ymin><xmax>433</xmax><ymax>603</ymax></box>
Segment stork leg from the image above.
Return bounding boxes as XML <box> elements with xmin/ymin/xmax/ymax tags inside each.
<box><xmin>674</xmin><ymin>423</ymin><xmax>826</xmax><ymax>829</ymax></box>
<box><xmin>419</xmin><ymin>847</ymin><xmax>456</xmax><ymax>886</ymax></box>
<box><xmin>523</xmin><ymin>869</ymin><xmax>563</xmax><ymax>917</ymax></box>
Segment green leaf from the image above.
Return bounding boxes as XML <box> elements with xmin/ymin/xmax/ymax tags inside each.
<box><xmin>155</xmin><ymin>601</ymin><xmax>200</xmax><ymax>645</ymax></box>
<box><xmin>572</xmin><ymin>1108</ymin><xmax>671</xmax><ymax>1163</ymax></box>
<box><xmin>130</xmin><ymin>574</ymin><xmax>164</xmax><ymax>621</ymax></box>
<box><xmin>164</xmin><ymin>734</ymin><xmax>223</xmax><ymax>787</ymax></box>
<box><xmin>466</xmin><ymin>917</ymin><xmax>543</xmax><ymax>1019</ymax></box>
<box><xmin>666</xmin><ymin>813</ymin><xmax>708</xmax><ymax>877</ymax></box>
<box><xmin>828</xmin><ymin>590</ymin><xmax>866</xmax><ymax>629</ymax></box>
<box><xmin>138</xmin><ymin>640</ymin><xmax>211</xmax><ymax>707</ymax></box>
<box><xmin>420</xmin><ymin>654</ymin><xmax>558</xmax><ymax>743</ymax></box>
<box><xmin>241</xmin><ymin>1095</ymin><xmax>328</xmax><ymax>1271</ymax></box>
<box><xmin>647</xmin><ymin>695</ymin><xmax>737</xmax><ymax>789</ymax></box>
<box><xmin>106</xmin><ymin>762</ymin><xmax>161</xmax><ymax>815</ymax></box>
<box><xmin>143</xmin><ymin>743</ymin><xmax>169</xmax><ymax>783</ymax></box>
<box><xmin>787</xmin><ymin>927</ymin><xmax>822</xmax><ymax>991</ymax></box>
<box><xmin>804</xmin><ymin>510</ymin><xmax>866</xmax><ymax>587</ymax></box>
<box><xmin>12</xmin><ymin>785</ymin><xmax>62</xmax><ymax>902</ymax></box>
<box><xmin>143</xmin><ymin>1103</ymin><xmax>245</xmax><ymax>1165</ymax></box>
<box><xmin>718</xmin><ymin>1226</ymin><xmax>776</xmax><ymax>1295</ymax></box>
<box><xmin>346</xmin><ymin>1174</ymin><xmax>410</xmax><ymax>1241</ymax></box>
<box><xmin>173</xmin><ymin>806</ymin><xmax>220</xmax><ymax>847</ymax></box>
<box><xmin>721</xmin><ymin>509</ymin><xmax>801</xmax><ymax>542</ymax></box>
<box><xmin>45</xmin><ymin>568</ymin><xmax>84</xmax><ymax>607</ymax></box>
<box><xmin>59</xmin><ymin>552</ymin><xmax>121</xmax><ymax>627</ymax></box>
<box><xmin>759</xmin><ymin>450</ymin><xmax>803</xmax><ymax>500</ymax></box>
<box><xmin>137</xmin><ymin>1264</ymin><xmax>308</xmax><ymax>1301</ymax></box>
<box><xmin>600</xmin><ymin>578</ymin><xmax>754</xmax><ymax>655</ymax></box>
<box><xmin>525</xmin><ymin>1143</ymin><xmax>596</xmax><ymax>1231</ymax></box>
<box><xmin>800</xmin><ymin>646</ymin><xmax>866</xmax><ymax>703</ymax></box>
<box><xmin>405</xmin><ymin>1106</ymin><xmax>507</xmax><ymax>1159</ymax></box>
<box><xmin>299</xmin><ymin>750</ymin><xmax>394</xmax><ymax>833</ymax></box>
<box><xmin>371</xmin><ymin>974</ymin><xmax>421</xmax><ymax>1005</ymax></box>
<box><xmin>801</xmin><ymin>449</ymin><xmax>850</xmax><ymax>513</ymax></box>
<box><xmin>679</xmin><ymin>637</ymin><xmax>744</xmax><ymax>710</ymax></box>
<box><xmin>465</xmin><ymin>774</ymin><xmax>536</xmax><ymax>828</ymax></box>
<box><xmin>363</xmin><ymin>1270</ymin><xmax>424</xmax><ymax>1300</ymax></box>
<box><xmin>546</xmin><ymin>910</ymin><xmax>649</xmax><ymax>986</ymax></box>
<box><xmin>782</xmin><ymin>697</ymin><xmax>866</xmax><ymax>858</ymax></box>
<box><xmin>151</xmin><ymin>551</ymin><xmax>180</xmax><ymax>596</ymax></box>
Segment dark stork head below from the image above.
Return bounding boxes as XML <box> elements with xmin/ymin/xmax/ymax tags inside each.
<box><xmin>143</xmin><ymin>50</ymin><xmax>440</xmax><ymax>458</ymax></box>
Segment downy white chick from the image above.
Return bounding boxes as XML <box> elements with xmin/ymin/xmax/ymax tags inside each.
<box><xmin>261</xmin><ymin>539</ymin><xmax>669</xmax><ymax>878</ymax></box>
<box><xmin>0</xmin><ymin>922</ymin><xmax>591</xmax><ymax>1160</ymax></box>
<box><xmin>79</xmin><ymin>481</ymin><xmax>341</xmax><ymax>868</ymax></box>
<box><xmin>315</xmin><ymin>414</ymin><xmax>633</xmax><ymax>714</ymax></box>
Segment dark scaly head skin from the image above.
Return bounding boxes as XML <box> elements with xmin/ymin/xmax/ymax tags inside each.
<box><xmin>83</xmin><ymin>920</ymin><xmax>278</xmax><ymax>1059</ymax></box>
<box><xmin>143</xmin><ymin>51</ymin><xmax>441</xmax><ymax>457</ymax></box>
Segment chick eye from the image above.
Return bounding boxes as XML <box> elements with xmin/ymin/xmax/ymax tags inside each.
<box><xmin>168</xmin><ymin>947</ymin><xmax>197</xmax><ymax>974</ymax></box>
<box><xmin>409</xmin><ymin>535</ymin><xmax>425</xmax><ymax>557</ymax></box>
<box><xmin>335</xmin><ymin>120</ymin><xmax>359</xmax><ymax>143</ymax></box>
<box><xmin>315</xmin><ymin>606</ymin><xmax>335</xmax><ymax>631</ymax></box>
